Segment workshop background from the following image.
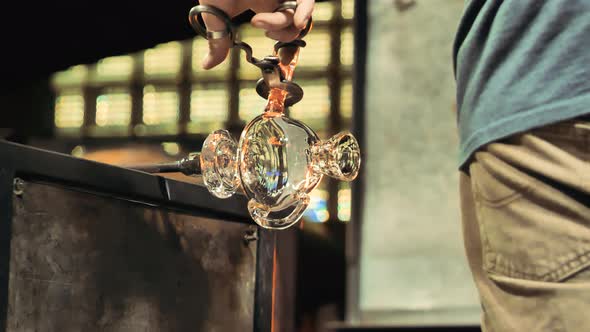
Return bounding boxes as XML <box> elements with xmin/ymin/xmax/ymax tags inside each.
<box><xmin>0</xmin><ymin>0</ymin><xmax>480</xmax><ymax>331</ymax></box>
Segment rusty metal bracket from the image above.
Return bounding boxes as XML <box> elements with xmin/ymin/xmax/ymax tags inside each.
<box><xmin>13</xmin><ymin>178</ymin><xmax>25</xmax><ymax>196</ymax></box>
<box><xmin>243</xmin><ymin>227</ymin><xmax>259</xmax><ymax>245</ymax></box>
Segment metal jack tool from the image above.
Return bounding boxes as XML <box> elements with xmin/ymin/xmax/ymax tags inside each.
<box><xmin>188</xmin><ymin>1</ymin><xmax>312</xmax><ymax>106</ymax></box>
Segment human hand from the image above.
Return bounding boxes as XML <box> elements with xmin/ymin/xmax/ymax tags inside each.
<box><xmin>197</xmin><ymin>0</ymin><xmax>314</xmax><ymax>69</ymax></box>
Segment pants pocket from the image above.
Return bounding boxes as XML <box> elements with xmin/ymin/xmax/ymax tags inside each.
<box><xmin>469</xmin><ymin>142</ymin><xmax>590</xmax><ymax>282</ymax></box>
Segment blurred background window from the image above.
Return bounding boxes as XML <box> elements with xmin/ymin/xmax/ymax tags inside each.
<box><xmin>239</xmin><ymin>83</ymin><xmax>267</xmax><ymax>122</ymax></box>
<box><xmin>95</xmin><ymin>55</ymin><xmax>134</xmax><ymax>81</ymax></box>
<box><xmin>95</xmin><ymin>91</ymin><xmax>132</xmax><ymax>127</ymax></box>
<box><xmin>50</xmin><ymin>0</ymin><xmax>355</xmax><ymax>224</ymax></box>
<box><xmin>144</xmin><ymin>41</ymin><xmax>182</xmax><ymax>78</ymax></box>
<box><xmin>143</xmin><ymin>86</ymin><xmax>179</xmax><ymax>126</ymax></box>
<box><xmin>54</xmin><ymin>91</ymin><xmax>85</xmax><ymax>136</ymax></box>
<box><xmin>289</xmin><ymin>80</ymin><xmax>330</xmax><ymax>133</ymax></box>
<box><xmin>189</xmin><ymin>84</ymin><xmax>229</xmax><ymax>133</ymax></box>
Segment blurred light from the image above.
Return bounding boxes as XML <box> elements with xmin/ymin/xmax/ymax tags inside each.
<box><xmin>52</xmin><ymin>65</ymin><xmax>88</xmax><ymax>87</ymax></box>
<box><xmin>144</xmin><ymin>41</ymin><xmax>182</xmax><ymax>76</ymax></box>
<box><xmin>239</xmin><ymin>85</ymin><xmax>267</xmax><ymax>121</ymax></box>
<box><xmin>340</xmin><ymin>27</ymin><xmax>354</xmax><ymax>66</ymax></box>
<box><xmin>338</xmin><ymin>184</ymin><xmax>352</xmax><ymax>222</ymax></box>
<box><xmin>289</xmin><ymin>80</ymin><xmax>330</xmax><ymax>130</ymax></box>
<box><xmin>143</xmin><ymin>86</ymin><xmax>179</xmax><ymax>125</ymax></box>
<box><xmin>299</xmin><ymin>29</ymin><xmax>331</xmax><ymax>67</ymax></box>
<box><xmin>190</xmin><ymin>85</ymin><xmax>228</xmax><ymax>132</ymax></box>
<box><xmin>71</xmin><ymin>145</ymin><xmax>85</xmax><ymax>158</ymax></box>
<box><xmin>341</xmin><ymin>80</ymin><xmax>353</xmax><ymax>121</ymax></box>
<box><xmin>313</xmin><ymin>2</ymin><xmax>334</xmax><ymax>21</ymax></box>
<box><xmin>342</xmin><ymin>0</ymin><xmax>355</xmax><ymax>19</ymax></box>
<box><xmin>96</xmin><ymin>55</ymin><xmax>134</xmax><ymax>79</ymax></box>
<box><xmin>304</xmin><ymin>188</ymin><xmax>330</xmax><ymax>223</ymax></box>
<box><xmin>96</xmin><ymin>92</ymin><xmax>131</xmax><ymax>126</ymax></box>
<box><xmin>162</xmin><ymin>142</ymin><xmax>180</xmax><ymax>156</ymax></box>
<box><xmin>55</xmin><ymin>93</ymin><xmax>84</xmax><ymax>128</ymax></box>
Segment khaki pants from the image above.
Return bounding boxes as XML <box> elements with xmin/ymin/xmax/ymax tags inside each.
<box><xmin>460</xmin><ymin>118</ymin><xmax>590</xmax><ymax>332</ymax></box>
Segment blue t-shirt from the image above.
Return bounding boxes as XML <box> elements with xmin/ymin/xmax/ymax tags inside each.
<box><xmin>453</xmin><ymin>0</ymin><xmax>590</xmax><ymax>168</ymax></box>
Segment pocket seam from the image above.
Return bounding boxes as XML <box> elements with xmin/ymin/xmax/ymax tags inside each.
<box><xmin>486</xmin><ymin>250</ymin><xmax>590</xmax><ymax>282</ymax></box>
<box><xmin>471</xmin><ymin>158</ymin><xmax>533</xmax><ymax>208</ymax></box>
<box><xmin>474</xmin><ymin>189</ymin><xmax>523</xmax><ymax>207</ymax></box>
<box><xmin>472</xmin><ymin>172</ymin><xmax>590</xmax><ymax>283</ymax></box>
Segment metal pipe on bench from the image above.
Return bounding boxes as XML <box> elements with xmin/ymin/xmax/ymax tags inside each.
<box><xmin>128</xmin><ymin>155</ymin><xmax>201</xmax><ymax>176</ymax></box>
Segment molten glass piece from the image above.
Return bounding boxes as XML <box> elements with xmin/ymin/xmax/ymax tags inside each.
<box><xmin>202</xmin><ymin>88</ymin><xmax>361</xmax><ymax>229</ymax></box>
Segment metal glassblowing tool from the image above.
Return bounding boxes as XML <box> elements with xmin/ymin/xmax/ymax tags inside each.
<box><xmin>188</xmin><ymin>1</ymin><xmax>311</xmax><ymax>107</ymax></box>
<box><xmin>130</xmin><ymin>2</ymin><xmax>361</xmax><ymax>229</ymax></box>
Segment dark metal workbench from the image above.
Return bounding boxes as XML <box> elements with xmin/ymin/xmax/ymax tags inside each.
<box><xmin>0</xmin><ymin>140</ymin><xmax>289</xmax><ymax>332</ymax></box>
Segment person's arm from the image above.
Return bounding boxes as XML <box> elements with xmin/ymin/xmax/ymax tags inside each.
<box><xmin>197</xmin><ymin>0</ymin><xmax>315</xmax><ymax>69</ymax></box>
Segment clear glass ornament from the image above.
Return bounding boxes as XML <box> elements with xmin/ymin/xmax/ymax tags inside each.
<box><xmin>205</xmin><ymin>88</ymin><xmax>362</xmax><ymax>229</ymax></box>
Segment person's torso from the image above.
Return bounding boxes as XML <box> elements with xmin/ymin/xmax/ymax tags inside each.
<box><xmin>453</xmin><ymin>0</ymin><xmax>590</xmax><ymax>168</ymax></box>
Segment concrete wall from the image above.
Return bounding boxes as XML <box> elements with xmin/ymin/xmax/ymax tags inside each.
<box><xmin>357</xmin><ymin>0</ymin><xmax>480</xmax><ymax>325</ymax></box>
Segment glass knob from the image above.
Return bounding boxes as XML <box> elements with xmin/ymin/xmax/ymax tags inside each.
<box><xmin>311</xmin><ymin>131</ymin><xmax>361</xmax><ymax>181</ymax></box>
<box><xmin>200</xmin><ymin>130</ymin><xmax>240</xmax><ymax>199</ymax></box>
